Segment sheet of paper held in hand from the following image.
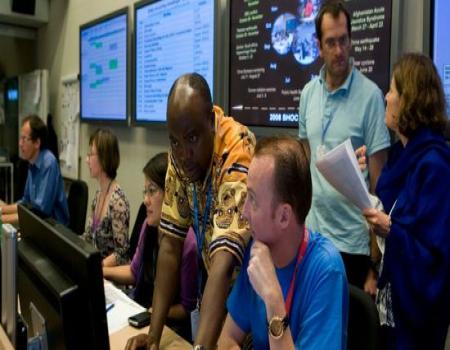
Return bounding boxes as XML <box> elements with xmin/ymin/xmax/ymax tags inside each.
<box><xmin>104</xmin><ymin>280</ymin><xmax>146</xmax><ymax>334</ymax></box>
<box><xmin>315</xmin><ymin>138</ymin><xmax>373</xmax><ymax>210</ymax></box>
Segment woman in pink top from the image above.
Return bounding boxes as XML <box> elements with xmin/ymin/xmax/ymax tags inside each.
<box><xmin>103</xmin><ymin>153</ymin><xmax>197</xmax><ymax>340</ymax></box>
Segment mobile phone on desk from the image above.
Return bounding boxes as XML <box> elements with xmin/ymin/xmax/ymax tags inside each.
<box><xmin>128</xmin><ymin>311</ymin><xmax>151</xmax><ymax>328</ymax></box>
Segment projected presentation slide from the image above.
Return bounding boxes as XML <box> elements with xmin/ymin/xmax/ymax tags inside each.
<box><xmin>80</xmin><ymin>11</ymin><xmax>128</xmax><ymax>121</ymax></box>
<box><xmin>433</xmin><ymin>0</ymin><xmax>450</xmax><ymax>116</ymax></box>
<box><xmin>134</xmin><ymin>0</ymin><xmax>214</xmax><ymax>123</ymax></box>
<box><xmin>229</xmin><ymin>0</ymin><xmax>392</xmax><ymax>127</ymax></box>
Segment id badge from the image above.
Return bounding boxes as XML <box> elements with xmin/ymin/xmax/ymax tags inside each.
<box><xmin>316</xmin><ymin>144</ymin><xmax>327</xmax><ymax>159</ymax></box>
<box><xmin>190</xmin><ymin>305</ymin><xmax>200</xmax><ymax>340</ymax></box>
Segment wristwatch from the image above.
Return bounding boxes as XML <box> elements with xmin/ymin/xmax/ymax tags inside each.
<box><xmin>268</xmin><ymin>314</ymin><xmax>289</xmax><ymax>339</ymax></box>
<box><xmin>193</xmin><ymin>345</ymin><xmax>205</xmax><ymax>350</ymax></box>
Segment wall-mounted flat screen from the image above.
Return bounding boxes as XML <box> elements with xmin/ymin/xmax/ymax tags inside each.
<box><xmin>80</xmin><ymin>8</ymin><xmax>128</xmax><ymax>122</ymax></box>
<box><xmin>134</xmin><ymin>0</ymin><xmax>215</xmax><ymax>123</ymax></box>
<box><xmin>432</xmin><ymin>0</ymin><xmax>450</xmax><ymax>116</ymax></box>
<box><xmin>229</xmin><ymin>0</ymin><xmax>392</xmax><ymax>127</ymax></box>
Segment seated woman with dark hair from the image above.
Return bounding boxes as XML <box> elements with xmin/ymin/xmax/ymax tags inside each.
<box><xmin>83</xmin><ymin>128</ymin><xmax>130</xmax><ymax>266</ymax></box>
<box><xmin>362</xmin><ymin>53</ymin><xmax>450</xmax><ymax>350</ymax></box>
<box><xmin>103</xmin><ymin>152</ymin><xmax>197</xmax><ymax>340</ymax></box>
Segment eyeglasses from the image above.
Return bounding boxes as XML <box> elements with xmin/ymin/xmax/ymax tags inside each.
<box><xmin>87</xmin><ymin>152</ymin><xmax>98</xmax><ymax>158</ymax></box>
<box><xmin>143</xmin><ymin>185</ymin><xmax>161</xmax><ymax>198</ymax></box>
<box><xmin>19</xmin><ymin>135</ymin><xmax>33</xmax><ymax>142</ymax></box>
<box><xmin>323</xmin><ymin>35</ymin><xmax>350</xmax><ymax>50</ymax></box>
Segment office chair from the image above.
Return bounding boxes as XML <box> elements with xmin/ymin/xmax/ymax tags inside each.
<box><xmin>128</xmin><ymin>202</ymin><xmax>147</xmax><ymax>259</ymax></box>
<box><xmin>348</xmin><ymin>284</ymin><xmax>380</xmax><ymax>350</ymax></box>
<box><xmin>67</xmin><ymin>179</ymin><xmax>89</xmax><ymax>235</ymax></box>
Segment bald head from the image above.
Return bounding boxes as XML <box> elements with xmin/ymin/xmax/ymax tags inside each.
<box><xmin>167</xmin><ymin>73</ymin><xmax>213</xmax><ymax>120</ymax></box>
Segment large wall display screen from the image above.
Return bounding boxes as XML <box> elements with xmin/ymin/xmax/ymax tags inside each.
<box><xmin>229</xmin><ymin>0</ymin><xmax>392</xmax><ymax>127</ymax></box>
<box><xmin>80</xmin><ymin>9</ymin><xmax>128</xmax><ymax>122</ymax></box>
<box><xmin>134</xmin><ymin>0</ymin><xmax>215</xmax><ymax>123</ymax></box>
<box><xmin>433</xmin><ymin>0</ymin><xmax>450</xmax><ymax>116</ymax></box>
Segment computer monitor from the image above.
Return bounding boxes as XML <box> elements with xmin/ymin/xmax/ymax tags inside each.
<box><xmin>133</xmin><ymin>0</ymin><xmax>216</xmax><ymax>123</ymax></box>
<box><xmin>1</xmin><ymin>224</ymin><xmax>17</xmax><ymax>347</ymax></box>
<box><xmin>80</xmin><ymin>7</ymin><xmax>129</xmax><ymax>122</ymax></box>
<box><xmin>17</xmin><ymin>204</ymin><xmax>109</xmax><ymax>349</ymax></box>
<box><xmin>431</xmin><ymin>0</ymin><xmax>450</xmax><ymax>117</ymax></box>
<box><xmin>228</xmin><ymin>0</ymin><xmax>393</xmax><ymax>127</ymax></box>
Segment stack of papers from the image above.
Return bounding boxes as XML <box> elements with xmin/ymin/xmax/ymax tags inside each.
<box><xmin>315</xmin><ymin>139</ymin><xmax>373</xmax><ymax>210</ymax></box>
<box><xmin>104</xmin><ymin>281</ymin><xmax>146</xmax><ymax>334</ymax></box>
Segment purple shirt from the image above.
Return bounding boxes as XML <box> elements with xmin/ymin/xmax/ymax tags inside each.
<box><xmin>130</xmin><ymin>220</ymin><xmax>198</xmax><ymax>311</ymax></box>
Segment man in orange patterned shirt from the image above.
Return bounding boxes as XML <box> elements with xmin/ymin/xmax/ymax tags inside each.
<box><xmin>126</xmin><ymin>73</ymin><xmax>255</xmax><ymax>350</ymax></box>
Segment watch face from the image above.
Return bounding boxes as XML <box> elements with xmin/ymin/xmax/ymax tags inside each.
<box><xmin>270</xmin><ymin>319</ymin><xmax>283</xmax><ymax>337</ymax></box>
<box><xmin>269</xmin><ymin>315</ymin><xmax>288</xmax><ymax>339</ymax></box>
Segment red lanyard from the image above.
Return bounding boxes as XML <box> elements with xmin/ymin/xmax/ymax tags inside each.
<box><xmin>285</xmin><ymin>227</ymin><xmax>309</xmax><ymax>317</ymax></box>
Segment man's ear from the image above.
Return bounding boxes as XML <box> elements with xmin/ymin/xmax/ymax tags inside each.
<box><xmin>34</xmin><ymin>138</ymin><xmax>41</xmax><ymax>150</ymax></box>
<box><xmin>276</xmin><ymin>203</ymin><xmax>292</xmax><ymax>230</ymax></box>
<box><xmin>317</xmin><ymin>39</ymin><xmax>323</xmax><ymax>58</ymax></box>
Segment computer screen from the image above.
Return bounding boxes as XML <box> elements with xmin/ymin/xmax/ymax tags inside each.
<box><xmin>80</xmin><ymin>8</ymin><xmax>128</xmax><ymax>122</ymax></box>
<box><xmin>17</xmin><ymin>204</ymin><xmax>109</xmax><ymax>349</ymax></box>
<box><xmin>229</xmin><ymin>0</ymin><xmax>392</xmax><ymax>127</ymax></box>
<box><xmin>133</xmin><ymin>0</ymin><xmax>215</xmax><ymax>123</ymax></box>
<box><xmin>432</xmin><ymin>0</ymin><xmax>450</xmax><ymax>116</ymax></box>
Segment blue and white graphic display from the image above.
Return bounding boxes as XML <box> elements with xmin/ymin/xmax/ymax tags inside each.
<box><xmin>433</xmin><ymin>0</ymin><xmax>450</xmax><ymax>116</ymax></box>
<box><xmin>80</xmin><ymin>11</ymin><xmax>128</xmax><ymax>121</ymax></box>
<box><xmin>135</xmin><ymin>0</ymin><xmax>214</xmax><ymax>122</ymax></box>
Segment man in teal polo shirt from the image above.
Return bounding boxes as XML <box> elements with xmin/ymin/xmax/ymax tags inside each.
<box><xmin>298</xmin><ymin>1</ymin><xmax>390</xmax><ymax>292</ymax></box>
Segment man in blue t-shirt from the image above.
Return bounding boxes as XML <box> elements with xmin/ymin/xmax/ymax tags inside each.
<box><xmin>218</xmin><ymin>136</ymin><xmax>348</xmax><ymax>350</ymax></box>
<box><xmin>0</xmin><ymin>115</ymin><xmax>69</xmax><ymax>225</ymax></box>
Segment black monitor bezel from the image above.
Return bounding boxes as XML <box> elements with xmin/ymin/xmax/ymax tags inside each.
<box><xmin>17</xmin><ymin>204</ymin><xmax>109</xmax><ymax>349</ymax></box>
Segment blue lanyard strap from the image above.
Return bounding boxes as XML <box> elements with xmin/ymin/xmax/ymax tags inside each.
<box><xmin>192</xmin><ymin>177</ymin><xmax>213</xmax><ymax>299</ymax></box>
<box><xmin>321</xmin><ymin>87</ymin><xmax>333</xmax><ymax>145</ymax></box>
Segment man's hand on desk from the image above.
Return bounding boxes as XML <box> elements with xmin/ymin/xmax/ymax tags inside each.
<box><xmin>124</xmin><ymin>333</ymin><xmax>158</xmax><ymax>350</ymax></box>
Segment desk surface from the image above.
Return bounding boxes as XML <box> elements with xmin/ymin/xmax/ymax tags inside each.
<box><xmin>110</xmin><ymin>325</ymin><xmax>191</xmax><ymax>350</ymax></box>
<box><xmin>0</xmin><ymin>323</ymin><xmax>189</xmax><ymax>350</ymax></box>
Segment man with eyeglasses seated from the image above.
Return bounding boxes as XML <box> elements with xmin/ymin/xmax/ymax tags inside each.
<box><xmin>298</xmin><ymin>0</ymin><xmax>390</xmax><ymax>293</ymax></box>
<box><xmin>0</xmin><ymin>115</ymin><xmax>69</xmax><ymax>225</ymax></box>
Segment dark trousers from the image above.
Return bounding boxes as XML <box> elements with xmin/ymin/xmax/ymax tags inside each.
<box><xmin>340</xmin><ymin>252</ymin><xmax>371</xmax><ymax>289</ymax></box>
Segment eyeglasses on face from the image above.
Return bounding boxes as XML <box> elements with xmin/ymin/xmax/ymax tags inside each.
<box><xmin>87</xmin><ymin>152</ymin><xmax>98</xmax><ymax>158</ymax></box>
<box><xmin>19</xmin><ymin>135</ymin><xmax>33</xmax><ymax>142</ymax></box>
<box><xmin>323</xmin><ymin>34</ymin><xmax>350</xmax><ymax>50</ymax></box>
<box><xmin>143</xmin><ymin>185</ymin><xmax>161</xmax><ymax>198</ymax></box>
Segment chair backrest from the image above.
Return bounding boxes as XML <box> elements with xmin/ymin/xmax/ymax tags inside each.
<box><xmin>348</xmin><ymin>284</ymin><xmax>380</xmax><ymax>350</ymax></box>
<box><xmin>128</xmin><ymin>202</ymin><xmax>147</xmax><ymax>259</ymax></box>
<box><xmin>67</xmin><ymin>179</ymin><xmax>89</xmax><ymax>235</ymax></box>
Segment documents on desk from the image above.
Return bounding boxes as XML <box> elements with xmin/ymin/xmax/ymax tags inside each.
<box><xmin>315</xmin><ymin>138</ymin><xmax>372</xmax><ymax>210</ymax></box>
<box><xmin>104</xmin><ymin>281</ymin><xmax>146</xmax><ymax>334</ymax></box>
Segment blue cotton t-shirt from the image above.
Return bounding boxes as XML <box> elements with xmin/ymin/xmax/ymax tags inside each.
<box><xmin>227</xmin><ymin>231</ymin><xmax>348</xmax><ymax>350</ymax></box>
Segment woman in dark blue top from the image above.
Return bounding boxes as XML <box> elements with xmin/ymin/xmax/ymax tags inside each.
<box><xmin>363</xmin><ymin>53</ymin><xmax>450</xmax><ymax>350</ymax></box>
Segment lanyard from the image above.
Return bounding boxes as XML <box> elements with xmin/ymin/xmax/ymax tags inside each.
<box><xmin>285</xmin><ymin>226</ymin><xmax>309</xmax><ymax>317</ymax></box>
<box><xmin>192</xmin><ymin>177</ymin><xmax>213</xmax><ymax>298</ymax></box>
